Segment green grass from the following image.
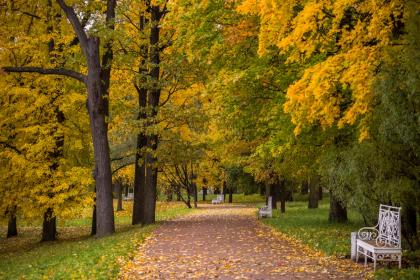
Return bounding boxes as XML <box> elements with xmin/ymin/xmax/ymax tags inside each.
<box><xmin>261</xmin><ymin>197</ymin><xmax>420</xmax><ymax>280</ymax></box>
<box><xmin>261</xmin><ymin>198</ymin><xmax>364</xmax><ymax>257</ymax></box>
<box><xmin>0</xmin><ymin>201</ymin><xmax>192</xmax><ymax>280</ymax></box>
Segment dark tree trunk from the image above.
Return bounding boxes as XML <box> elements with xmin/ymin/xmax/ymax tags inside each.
<box><xmin>124</xmin><ymin>184</ymin><xmax>129</xmax><ymax>197</ymax></box>
<box><xmin>86</xmin><ymin>38</ymin><xmax>115</xmax><ymax>236</ymax></box>
<box><xmin>301</xmin><ymin>181</ymin><xmax>309</xmax><ymax>194</ymax></box>
<box><xmin>202</xmin><ymin>187</ymin><xmax>207</xmax><ymax>201</ymax></box>
<box><xmin>270</xmin><ymin>184</ymin><xmax>280</xmax><ymax>209</ymax></box>
<box><xmin>141</xmin><ymin>4</ymin><xmax>164</xmax><ymax>225</ymax></box>
<box><xmin>308</xmin><ymin>176</ymin><xmax>319</xmax><ymax>209</ymax></box>
<box><xmin>42</xmin><ymin>208</ymin><xmax>57</xmax><ymax>241</ymax></box>
<box><xmin>228</xmin><ymin>186</ymin><xmax>233</xmax><ymax>203</ymax></box>
<box><xmin>91</xmin><ymin>203</ymin><xmax>97</xmax><ymax>236</ymax></box>
<box><xmin>115</xmin><ymin>181</ymin><xmax>123</xmax><ymax>211</ymax></box>
<box><xmin>318</xmin><ymin>186</ymin><xmax>323</xmax><ymax>200</ymax></box>
<box><xmin>222</xmin><ymin>181</ymin><xmax>227</xmax><ymax>201</ymax></box>
<box><xmin>132</xmin><ymin>11</ymin><xmax>148</xmax><ymax>226</ymax></box>
<box><xmin>6</xmin><ymin>206</ymin><xmax>17</xmax><ymax>238</ymax></box>
<box><xmin>402</xmin><ymin>205</ymin><xmax>419</xmax><ymax>250</ymax></box>
<box><xmin>286</xmin><ymin>190</ymin><xmax>293</xmax><ymax>201</ymax></box>
<box><xmin>279</xmin><ymin>180</ymin><xmax>286</xmax><ymax>213</ymax></box>
<box><xmin>328</xmin><ymin>192</ymin><xmax>347</xmax><ymax>223</ymax></box>
<box><xmin>193</xmin><ymin>182</ymin><xmax>198</xmax><ymax>208</ymax></box>
<box><xmin>176</xmin><ymin>188</ymin><xmax>181</xmax><ymax>201</ymax></box>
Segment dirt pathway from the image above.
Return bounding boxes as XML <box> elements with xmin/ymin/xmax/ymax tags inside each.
<box><xmin>119</xmin><ymin>205</ymin><xmax>368</xmax><ymax>279</ymax></box>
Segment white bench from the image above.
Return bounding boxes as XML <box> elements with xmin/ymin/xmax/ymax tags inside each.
<box><xmin>123</xmin><ymin>193</ymin><xmax>134</xmax><ymax>201</ymax></box>
<box><xmin>258</xmin><ymin>196</ymin><xmax>272</xmax><ymax>218</ymax></box>
<box><xmin>356</xmin><ymin>204</ymin><xmax>402</xmax><ymax>271</ymax></box>
<box><xmin>211</xmin><ymin>194</ymin><xmax>224</xmax><ymax>204</ymax></box>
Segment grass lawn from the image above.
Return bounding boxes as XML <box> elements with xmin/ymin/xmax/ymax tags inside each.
<box><xmin>261</xmin><ymin>197</ymin><xmax>420</xmax><ymax>280</ymax></box>
<box><xmin>0</xmin><ymin>201</ymin><xmax>192</xmax><ymax>280</ymax></box>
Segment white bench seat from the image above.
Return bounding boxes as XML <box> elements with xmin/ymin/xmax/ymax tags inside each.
<box><xmin>258</xmin><ymin>196</ymin><xmax>272</xmax><ymax>218</ymax></box>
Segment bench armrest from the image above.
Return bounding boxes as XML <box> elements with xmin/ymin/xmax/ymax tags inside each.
<box><xmin>357</xmin><ymin>226</ymin><xmax>379</xmax><ymax>241</ymax></box>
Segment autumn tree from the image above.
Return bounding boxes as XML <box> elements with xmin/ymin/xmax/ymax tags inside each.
<box><xmin>1</xmin><ymin>0</ymin><xmax>117</xmax><ymax>237</ymax></box>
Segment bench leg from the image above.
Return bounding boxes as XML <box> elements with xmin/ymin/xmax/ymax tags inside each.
<box><xmin>364</xmin><ymin>252</ymin><xmax>367</xmax><ymax>266</ymax></box>
<box><xmin>398</xmin><ymin>255</ymin><xmax>402</xmax><ymax>269</ymax></box>
<box><xmin>356</xmin><ymin>246</ymin><xmax>359</xmax><ymax>263</ymax></box>
<box><xmin>373</xmin><ymin>254</ymin><xmax>376</xmax><ymax>271</ymax></box>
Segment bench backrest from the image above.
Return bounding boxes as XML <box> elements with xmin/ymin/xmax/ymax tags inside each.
<box><xmin>377</xmin><ymin>204</ymin><xmax>401</xmax><ymax>248</ymax></box>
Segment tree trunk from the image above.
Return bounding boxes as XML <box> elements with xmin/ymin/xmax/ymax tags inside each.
<box><xmin>328</xmin><ymin>192</ymin><xmax>347</xmax><ymax>223</ymax></box>
<box><xmin>318</xmin><ymin>186</ymin><xmax>323</xmax><ymax>200</ymax></box>
<box><xmin>202</xmin><ymin>187</ymin><xmax>207</xmax><ymax>201</ymax></box>
<box><xmin>279</xmin><ymin>180</ymin><xmax>286</xmax><ymax>213</ymax></box>
<box><xmin>42</xmin><ymin>208</ymin><xmax>57</xmax><ymax>241</ymax></box>
<box><xmin>132</xmin><ymin>11</ymin><xmax>148</xmax><ymax>226</ymax></box>
<box><xmin>228</xmin><ymin>186</ymin><xmax>233</xmax><ymax>203</ymax></box>
<box><xmin>222</xmin><ymin>181</ymin><xmax>227</xmax><ymax>201</ymax></box>
<box><xmin>141</xmin><ymin>4</ymin><xmax>164</xmax><ymax>225</ymax></box>
<box><xmin>308</xmin><ymin>176</ymin><xmax>319</xmax><ymax>209</ymax></box>
<box><xmin>116</xmin><ymin>181</ymin><xmax>123</xmax><ymax>211</ymax></box>
<box><xmin>301</xmin><ymin>181</ymin><xmax>309</xmax><ymax>194</ymax></box>
<box><xmin>6</xmin><ymin>206</ymin><xmax>17</xmax><ymax>238</ymax></box>
<box><xmin>270</xmin><ymin>184</ymin><xmax>280</xmax><ymax>209</ymax></box>
<box><xmin>91</xmin><ymin>203</ymin><xmax>97</xmax><ymax>236</ymax></box>
<box><xmin>86</xmin><ymin>38</ymin><xmax>115</xmax><ymax>237</ymax></box>
<box><xmin>402</xmin><ymin>205</ymin><xmax>419</xmax><ymax>250</ymax></box>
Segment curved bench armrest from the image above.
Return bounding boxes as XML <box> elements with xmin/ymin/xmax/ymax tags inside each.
<box><xmin>357</xmin><ymin>226</ymin><xmax>379</xmax><ymax>241</ymax></box>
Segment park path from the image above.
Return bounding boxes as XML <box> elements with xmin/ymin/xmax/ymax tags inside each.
<box><xmin>119</xmin><ymin>204</ymin><xmax>368</xmax><ymax>280</ymax></box>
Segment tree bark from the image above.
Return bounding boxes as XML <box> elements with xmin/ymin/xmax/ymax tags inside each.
<box><xmin>193</xmin><ymin>182</ymin><xmax>198</xmax><ymax>208</ymax></box>
<box><xmin>301</xmin><ymin>180</ymin><xmax>309</xmax><ymax>194</ymax></box>
<box><xmin>328</xmin><ymin>192</ymin><xmax>347</xmax><ymax>223</ymax></box>
<box><xmin>91</xmin><ymin>203</ymin><xmax>97</xmax><ymax>236</ymax></box>
<box><xmin>279</xmin><ymin>180</ymin><xmax>286</xmax><ymax>213</ymax></box>
<box><xmin>319</xmin><ymin>186</ymin><xmax>323</xmax><ymax>200</ymax></box>
<box><xmin>132</xmin><ymin>11</ymin><xmax>148</xmax><ymax>226</ymax></box>
<box><xmin>141</xmin><ymin>4</ymin><xmax>164</xmax><ymax>225</ymax></box>
<box><xmin>228</xmin><ymin>185</ymin><xmax>233</xmax><ymax>203</ymax></box>
<box><xmin>57</xmin><ymin>0</ymin><xmax>115</xmax><ymax>237</ymax></box>
<box><xmin>85</xmin><ymin>38</ymin><xmax>115</xmax><ymax>236</ymax></box>
<box><xmin>42</xmin><ymin>208</ymin><xmax>57</xmax><ymax>241</ymax></box>
<box><xmin>402</xmin><ymin>205</ymin><xmax>419</xmax><ymax>250</ymax></box>
<box><xmin>115</xmin><ymin>181</ymin><xmax>123</xmax><ymax>211</ymax></box>
<box><xmin>308</xmin><ymin>176</ymin><xmax>319</xmax><ymax>209</ymax></box>
<box><xmin>6</xmin><ymin>206</ymin><xmax>17</xmax><ymax>238</ymax></box>
<box><xmin>202</xmin><ymin>187</ymin><xmax>207</xmax><ymax>201</ymax></box>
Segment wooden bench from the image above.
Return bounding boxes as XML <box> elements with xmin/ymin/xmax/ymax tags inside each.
<box><xmin>211</xmin><ymin>194</ymin><xmax>224</xmax><ymax>204</ymax></box>
<box><xmin>258</xmin><ymin>196</ymin><xmax>272</xmax><ymax>218</ymax></box>
<box><xmin>356</xmin><ymin>204</ymin><xmax>402</xmax><ymax>271</ymax></box>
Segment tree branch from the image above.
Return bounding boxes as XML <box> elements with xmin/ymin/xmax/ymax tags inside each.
<box><xmin>0</xmin><ymin>141</ymin><xmax>22</xmax><ymax>154</ymax></box>
<box><xmin>2</xmin><ymin>66</ymin><xmax>86</xmax><ymax>83</ymax></box>
<box><xmin>55</xmin><ymin>0</ymin><xmax>89</xmax><ymax>53</ymax></box>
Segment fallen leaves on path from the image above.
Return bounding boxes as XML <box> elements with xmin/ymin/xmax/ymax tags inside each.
<box><xmin>119</xmin><ymin>205</ymin><xmax>371</xmax><ymax>279</ymax></box>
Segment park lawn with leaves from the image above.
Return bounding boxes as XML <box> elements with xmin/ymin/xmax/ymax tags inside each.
<box><xmin>0</xmin><ymin>201</ymin><xmax>192</xmax><ymax>280</ymax></box>
<box><xmin>262</xmin><ymin>198</ymin><xmax>420</xmax><ymax>280</ymax></box>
